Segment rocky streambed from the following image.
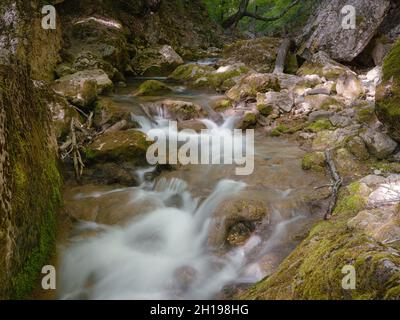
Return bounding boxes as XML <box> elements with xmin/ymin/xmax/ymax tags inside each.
<box><xmin>44</xmin><ymin>35</ymin><xmax>400</xmax><ymax>300</ymax></box>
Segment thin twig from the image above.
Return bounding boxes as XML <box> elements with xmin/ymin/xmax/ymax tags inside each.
<box><xmin>324</xmin><ymin>149</ymin><xmax>342</xmax><ymax>220</ymax></box>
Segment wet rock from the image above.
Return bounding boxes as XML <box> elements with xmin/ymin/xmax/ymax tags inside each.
<box><xmin>177</xmin><ymin>119</ymin><xmax>207</xmax><ymax>132</ymax></box>
<box><xmin>209</xmin><ymin>197</ymin><xmax>268</xmax><ymax>248</ymax></box>
<box><xmin>212</xmin><ymin>98</ymin><xmax>232</xmax><ymax>112</ymax></box>
<box><xmin>132</xmin><ymin>45</ymin><xmax>184</xmax><ymax>76</ymax></box>
<box><xmin>52</xmin><ymin>69</ymin><xmax>113</xmax><ymax>108</ymax></box>
<box><xmin>72</xmin><ymin>51</ymin><xmax>118</xmax><ymax>80</ymax></box>
<box><xmin>159</xmin><ymin>100</ymin><xmax>205</xmax><ymax>121</ymax></box>
<box><xmin>84</xmin><ymin>162</ymin><xmax>140</xmax><ymax>186</ymax></box>
<box><xmin>297</xmin><ymin>0</ymin><xmax>392</xmax><ymax>62</ymax></box>
<box><xmin>297</xmin><ymin>51</ymin><xmax>352</xmax><ymax>80</ymax></box>
<box><xmin>336</xmin><ymin>73</ymin><xmax>365</xmax><ymax>100</ymax></box>
<box><xmin>226</xmin><ymin>73</ymin><xmax>280</xmax><ymax>102</ymax></box>
<box><xmin>85</xmin><ymin>130</ymin><xmax>151</xmax><ymax>165</ymax></box>
<box><xmin>93</xmin><ymin>97</ymin><xmax>136</xmax><ymax>131</ymax></box>
<box><xmin>222</xmin><ymin>37</ymin><xmax>281</xmax><ymax>73</ymax></box>
<box><xmin>347</xmin><ymin>136</ymin><xmax>370</xmax><ymax>160</ymax></box>
<box><xmin>360</xmin><ymin>128</ymin><xmax>398</xmax><ymax>159</ymax></box>
<box><xmin>133</xmin><ymin>80</ymin><xmax>172</xmax><ymax>96</ymax></box>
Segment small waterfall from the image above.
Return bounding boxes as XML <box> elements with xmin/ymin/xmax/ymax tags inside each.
<box><xmin>59</xmin><ymin>178</ymin><xmax>248</xmax><ymax>300</ymax></box>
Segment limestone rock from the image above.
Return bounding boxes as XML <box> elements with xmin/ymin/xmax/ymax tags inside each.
<box><xmin>297</xmin><ymin>0</ymin><xmax>392</xmax><ymax>62</ymax></box>
<box><xmin>132</xmin><ymin>45</ymin><xmax>184</xmax><ymax>76</ymax></box>
<box><xmin>226</xmin><ymin>73</ymin><xmax>280</xmax><ymax>102</ymax></box>
<box><xmin>336</xmin><ymin>73</ymin><xmax>365</xmax><ymax>100</ymax></box>
<box><xmin>360</xmin><ymin>128</ymin><xmax>398</xmax><ymax>159</ymax></box>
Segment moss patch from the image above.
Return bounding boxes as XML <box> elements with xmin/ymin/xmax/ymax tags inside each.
<box><xmin>306</xmin><ymin>119</ymin><xmax>334</xmax><ymax>132</ymax></box>
<box><xmin>133</xmin><ymin>80</ymin><xmax>172</xmax><ymax>96</ymax></box>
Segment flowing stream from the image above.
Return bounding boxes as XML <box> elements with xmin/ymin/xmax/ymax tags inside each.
<box><xmin>56</xmin><ymin>73</ymin><xmax>329</xmax><ymax>300</ymax></box>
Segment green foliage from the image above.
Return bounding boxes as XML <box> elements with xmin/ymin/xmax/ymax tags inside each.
<box><xmin>202</xmin><ymin>0</ymin><xmax>320</xmax><ymax>35</ymax></box>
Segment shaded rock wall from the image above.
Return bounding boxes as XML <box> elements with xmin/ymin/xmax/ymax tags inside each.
<box><xmin>0</xmin><ymin>0</ymin><xmax>62</xmax><ymax>298</ymax></box>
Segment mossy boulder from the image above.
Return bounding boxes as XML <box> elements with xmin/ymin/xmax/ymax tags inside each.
<box><xmin>132</xmin><ymin>45</ymin><xmax>184</xmax><ymax>76</ymax></box>
<box><xmin>226</xmin><ymin>73</ymin><xmax>280</xmax><ymax>102</ymax></box>
<box><xmin>297</xmin><ymin>51</ymin><xmax>352</xmax><ymax>81</ymax></box>
<box><xmin>376</xmin><ymin>39</ymin><xmax>400</xmax><ymax>142</ymax></box>
<box><xmin>52</xmin><ymin>69</ymin><xmax>113</xmax><ymax>109</ymax></box>
<box><xmin>85</xmin><ymin>130</ymin><xmax>151</xmax><ymax>165</ymax></box>
<box><xmin>67</xmin><ymin>16</ymin><xmax>129</xmax><ymax>73</ymax></box>
<box><xmin>222</xmin><ymin>37</ymin><xmax>281</xmax><ymax>73</ymax></box>
<box><xmin>133</xmin><ymin>80</ymin><xmax>172</xmax><ymax>96</ymax></box>
<box><xmin>209</xmin><ymin>197</ymin><xmax>268</xmax><ymax>248</ymax></box>
<box><xmin>237</xmin><ymin>113</ymin><xmax>258</xmax><ymax>130</ymax></box>
<box><xmin>169</xmin><ymin>63</ymin><xmax>215</xmax><ymax>82</ymax></box>
<box><xmin>159</xmin><ymin>99</ymin><xmax>205</xmax><ymax>121</ymax></box>
<box><xmin>212</xmin><ymin>99</ymin><xmax>232</xmax><ymax>112</ymax></box>
<box><xmin>347</xmin><ymin>136</ymin><xmax>370</xmax><ymax>161</ymax></box>
<box><xmin>301</xmin><ymin>152</ymin><xmax>326</xmax><ymax>172</ymax></box>
<box><xmin>238</xmin><ymin>182</ymin><xmax>400</xmax><ymax>300</ymax></box>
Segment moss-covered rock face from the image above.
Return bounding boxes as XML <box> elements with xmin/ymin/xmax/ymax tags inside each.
<box><xmin>238</xmin><ymin>182</ymin><xmax>400</xmax><ymax>300</ymax></box>
<box><xmin>376</xmin><ymin>39</ymin><xmax>400</xmax><ymax>142</ymax></box>
<box><xmin>0</xmin><ymin>64</ymin><xmax>62</xmax><ymax>299</ymax></box>
<box><xmin>222</xmin><ymin>37</ymin><xmax>282</xmax><ymax>73</ymax></box>
<box><xmin>133</xmin><ymin>80</ymin><xmax>172</xmax><ymax>96</ymax></box>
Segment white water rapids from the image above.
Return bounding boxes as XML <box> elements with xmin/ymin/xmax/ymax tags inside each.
<box><xmin>58</xmin><ymin>103</ymin><xmax>313</xmax><ymax>300</ymax></box>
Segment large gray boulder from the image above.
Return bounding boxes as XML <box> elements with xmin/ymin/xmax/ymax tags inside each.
<box><xmin>297</xmin><ymin>0</ymin><xmax>392</xmax><ymax>62</ymax></box>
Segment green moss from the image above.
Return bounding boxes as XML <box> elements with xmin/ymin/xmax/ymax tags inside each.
<box><xmin>133</xmin><ymin>80</ymin><xmax>172</xmax><ymax>96</ymax></box>
<box><xmin>334</xmin><ymin>182</ymin><xmax>366</xmax><ymax>216</ymax></box>
<box><xmin>271</xmin><ymin>123</ymin><xmax>305</xmax><ymax>136</ymax></box>
<box><xmin>1</xmin><ymin>64</ymin><xmax>62</xmax><ymax>299</ymax></box>
<box><xmin>238</xmin><ymin>180</ymin><xmax>400</xmax><ymax>300</ymax></box>
<box><xmin>306</xmin><ymin>119</ymin><xmax>334</xmax><ymax>132</ymax></box>
<box><xmin>382</xmin><ymin>39</ymin><xmax>400</xmax><ymax>82</ymax></box>
<box><xmin>271</xmin><ymin>124</ymin><xmax>289</xmax><ymax>136</ymax></box>
<box><xmin>240</xmin><ymin>113</ymin><xmax>257</xmax><ymax>129</ymax></box>
<box><xmin>257</xmin><ymin>104</ymin><xmax>273</xmax><ymax>117</ymax></box>
<box><xmin>301</xmin><ymin>152</ymin><xmax>326</xmax><ymax>172</ymax></box>
<box><xmin>357</xmin><ymin>106</ymin><xmax>376</xmax><ymax>123</ymax></box>
<box><xmin>213</xmin><ymin>99</ymin><xmax>232</xmax><ymax>111</ymax></box>
<box><xmin>169</xmin><ymin>64</ymin><xmax>214</xmax><ymax>81</ymax></box>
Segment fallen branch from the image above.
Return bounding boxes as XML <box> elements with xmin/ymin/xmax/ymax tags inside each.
<box><xmin>274</xmin><ymin>38</ymin><xmax>291</xmax><ymax>74</ymax></box>
<box><xmin>324</xmin><ymin>149</ymin><xmax>342</xmax><ymax>220</ymax></box>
